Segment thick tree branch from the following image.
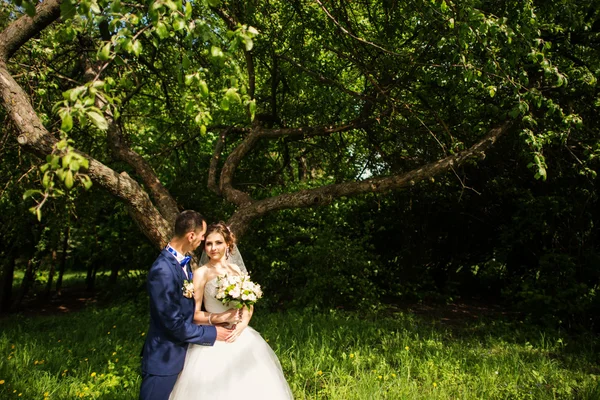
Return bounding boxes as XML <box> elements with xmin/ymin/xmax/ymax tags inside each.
<box><xmin>218</xmin><ymin>118</ymin><xmax>376</xmax><ymax>206</ymax></box>
<box><xmin>227</xmin><ymin>121</ymin><xmax>512</xmax><ymax>236</ymax></box>
<box><xmin>0</xmin><ymin>63</ymin><xmax>171</xmax><ymax>248</ymax></box>
<box><xmin>0</xmin><ymin>7</ymin><xmax>172</xmax><ymax>248</ymax></box>
<box><xmin>80</xmin><ymin>44</ymin><xmax>180</xmax><ymax>224</ymax></box>
<box><xmin>0</xmin><ymin>0</ymin><xmax>62</xmax><ymax>62</ymax></box>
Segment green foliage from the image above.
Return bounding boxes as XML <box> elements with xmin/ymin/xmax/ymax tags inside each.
<box><xmin>22</xmin><ymin>136</ymin><xmax>91</xmax><ymax>221</ymax></box>
<box><xmin>242</xmin><ymin>202</ymin><xmax>380</xmax><ymax>311</ymax></box>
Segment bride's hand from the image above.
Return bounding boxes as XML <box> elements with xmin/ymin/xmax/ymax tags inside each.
<box><xmin>226</xmin><ymin>321</ymin><xmax>247</xmax><ymax>343</ymax></box>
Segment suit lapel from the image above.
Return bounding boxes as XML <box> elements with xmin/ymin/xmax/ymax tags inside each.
<box><xmin>162</xmin><ymin>249</ymin><xmax>186</xmax><ymax>281</ymax></box>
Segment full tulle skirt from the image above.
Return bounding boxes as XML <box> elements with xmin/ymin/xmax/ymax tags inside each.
<box><xmin>169</xmin><ymin>327</ymin><xmax>293</xmax><ymax>399</ymax></box>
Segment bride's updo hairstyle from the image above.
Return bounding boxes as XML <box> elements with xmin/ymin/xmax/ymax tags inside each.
<box><xmin>205</xmin><ymin>221</ymin><xmax>236</xmax><ymax>255</ymax></box>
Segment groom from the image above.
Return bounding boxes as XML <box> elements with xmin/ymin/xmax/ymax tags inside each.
<box><xmin>140</xmin><ymin>210</ymin><xmax>234</xmax><ymax>400</ymax></box>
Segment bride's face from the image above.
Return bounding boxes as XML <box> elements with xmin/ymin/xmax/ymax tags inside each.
<box><xmin>204</xmin><ymin>232</ymin><xmax>227</xmax><ymax>262</ymax></box>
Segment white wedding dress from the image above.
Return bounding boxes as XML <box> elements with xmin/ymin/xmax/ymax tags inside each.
<box><xmin>169</xmin><ymin>278</ymin><xmax>293</xmax><ymax>400</ymax></box>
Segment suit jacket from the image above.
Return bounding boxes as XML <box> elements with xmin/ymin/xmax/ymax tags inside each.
<box><xmin>141</xmin><ymin>249</ymin><xmax>217</xmax><ymax>376</ymax></box>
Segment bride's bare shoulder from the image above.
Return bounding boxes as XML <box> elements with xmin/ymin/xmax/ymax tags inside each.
<box><xmin>193</xmin><ymin>265</ymin><xmax>211</xmax><ymax>282</ymax></box>
<box><xmin>229</xmin><ymin>263</ymin><xmax>245</xmax><ymax>275</ymax></box>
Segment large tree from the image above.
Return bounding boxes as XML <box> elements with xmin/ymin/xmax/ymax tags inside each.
<box><xmin>0</xmin><ymin>0</ymin><xmax>597</xmax><ymax>250</ymax></box>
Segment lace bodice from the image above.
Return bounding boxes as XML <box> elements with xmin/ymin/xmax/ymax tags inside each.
<box><xmin>203</xmin><ymin>277</ymin><xmax>231</xmax><ymax>313</ymax></box>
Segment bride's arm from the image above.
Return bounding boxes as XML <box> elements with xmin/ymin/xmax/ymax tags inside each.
<box><xmin>193</xmin><ymin>267</ymin><xmax>239</xmax><ymax>325</ymax></box>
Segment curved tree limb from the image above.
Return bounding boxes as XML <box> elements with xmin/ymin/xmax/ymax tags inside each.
<box><xmin>218</xmin><ymin>118</ymin><xmax>378</xmax><ymax>206</ymax></box>
<box><xmin>227</xmin><ymin>121</ymin><xmax>512</xmax><ymax>235</ymax></box>
<box><xmin>0</xmin><ymin>0</ymin><xmax>62</xmax><ymax>61</ymax></box>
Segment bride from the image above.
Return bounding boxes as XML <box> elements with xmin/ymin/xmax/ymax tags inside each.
<box><xmin>169</xmin><ymin>222</ymin><xmax>293</xmax><ymax>400</ymax></box>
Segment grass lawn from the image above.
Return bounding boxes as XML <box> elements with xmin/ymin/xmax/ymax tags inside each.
<box><xmin>1</xmin><ymin>291</ymin><xmax>599</xmax><ymax>399</ymax></box>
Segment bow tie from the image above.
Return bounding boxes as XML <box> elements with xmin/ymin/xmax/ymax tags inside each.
<box><xmin>180</xmin><ymin>256</ymin><xmax>191</xmax><ymax>267</ymax></box>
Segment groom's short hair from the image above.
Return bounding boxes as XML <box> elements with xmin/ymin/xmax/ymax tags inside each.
<box><xmin>174</xmin><ymin>210</ymin><xmax>205</xmax><ymax>237</ymax></box>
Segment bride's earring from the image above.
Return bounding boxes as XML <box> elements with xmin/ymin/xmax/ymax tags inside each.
<box><xmin>225</xmin><ymin>248</ymin><xmax>230</xmax><ymax>260</ymax></box>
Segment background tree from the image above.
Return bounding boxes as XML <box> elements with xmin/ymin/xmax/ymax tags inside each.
<box><xmin>0</xmin><ymin>0</ymin><xmax>598</xmax><ymax>324</ymax></box>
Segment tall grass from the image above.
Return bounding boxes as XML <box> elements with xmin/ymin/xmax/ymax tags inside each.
<box><xmin>1</xmin><ymin>300</ymin><xmax>598</xmax><ymax>399</ymax></box>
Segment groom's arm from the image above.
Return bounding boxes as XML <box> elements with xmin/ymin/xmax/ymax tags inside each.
<box><xmin>148</xmin><ymin>263</ymin><xmax>217</xmax><ymax>346</ymax></box>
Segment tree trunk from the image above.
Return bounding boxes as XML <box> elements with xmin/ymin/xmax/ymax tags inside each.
<box><xmin>55</xmin><ymin>225</ymin><xmax>70</xmax><ymax>295</ymax></box>
<box><xmin>109</xmin><ymin>261</ymin><xmax>119</xmax><ymax>285</ymax></box>
<box><xmin>14</xmin><ymin>258</ymin><xmax>35</xmax><ymax>309</ymax></box>
<box><xmin>86</xmin><ymin>259</ymin><xmax>96</xmax><ymax>292</ymax></box>
<box><xmin>44</xmin><ymin>250</ymin><xmax>57</xmax><ymax>298</ymax></box>
<box><xmin>0</xmin><ymin>252</ymin><xmax>15</xmax><ymax>313</ymax></box>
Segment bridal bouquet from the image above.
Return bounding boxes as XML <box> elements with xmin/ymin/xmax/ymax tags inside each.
<box><xmin>215</xmin><ymin>274</ymin><xmax>263</xmax><ymax>308</ymax></box>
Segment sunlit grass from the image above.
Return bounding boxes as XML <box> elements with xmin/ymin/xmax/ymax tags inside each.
<box><xmin>1</xmin><ymin>301</ymin><xmax>599</xmax><ymax>399</ymax></box>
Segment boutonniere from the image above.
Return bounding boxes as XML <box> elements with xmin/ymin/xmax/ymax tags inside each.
<box><xmin>182</xmin><ymin>280</ymin><xmax>194</xmax><ymax>298</ymax></box>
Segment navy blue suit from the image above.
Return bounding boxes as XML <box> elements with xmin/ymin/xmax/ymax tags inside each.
<box><xmin>140</xmin><ymin>249</ymin><xmax>217</xmax><ymax>400</ymax></box>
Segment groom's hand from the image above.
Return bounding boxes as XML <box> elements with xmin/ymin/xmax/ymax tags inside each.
<box><xmin>214</xmin><ymin>326</ymin><xmax>235</xmax><ymax>342</ymax></box>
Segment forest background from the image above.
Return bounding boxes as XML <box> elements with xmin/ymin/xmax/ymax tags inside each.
<box><xmin>0</xmin><ymin>0</ymin><xmax>599</xmax><ymax>397</ymax></box>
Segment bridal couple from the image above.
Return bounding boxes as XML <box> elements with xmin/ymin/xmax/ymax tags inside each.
<box><xmin>140</xmin><ymin>210</ymin><xmax>293</xmax><ymax>400</ymax></box>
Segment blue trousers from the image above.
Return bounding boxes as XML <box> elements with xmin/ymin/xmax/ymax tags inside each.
<box><xmin>139</xmin><ymin>373</ymin><xmax>179</xmax><ymax>400</ymax></box>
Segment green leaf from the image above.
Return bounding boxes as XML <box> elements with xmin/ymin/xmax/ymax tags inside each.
<box><xmin>220</xmin><ymin>96</ymin><xmax>230</xmax><ymax>111</ymax></box>
<box><xmin>440</xmin><ymin>0</ymin><xmax>448</xmax><ymax>12</ymax></box>
<box><xmin>182</xmin><ymin>54</ymin><xmax>191</xmax><ymax>70</ymax></box>
<box><xmin>210</xmin><ymin>46</ymin><xmax>224</xmax><ymax>58</ymax></box>
<box><xmin>56</xmin><ymin>139</ymin><xmax>68</xmax><ymax>151</ymax></box>
<box><xmin>69</xmin><ymin>86</ymin><xmax>86</xmax><ymax>102</ymax></box>
<box><xmin>132</xmin><ymin>40</ymin><xmax>143</xmax><ymax>57</ymax></box>
<box><xmin>173</xmin><ymin>18</ymin><xmax>186</xmax><ymax>31</ymax></box>
<box><xmin>36</xmin><ymin>207</ymin><xmax>42</xmax><ymax>222</ymax></box>
<box><xmin>80</xmin><ymin>175</ymin><xmax>93</xmax><ymax>190</ymax></box>
<box><xmin>87</xmin><ymin>111</ymin><xmax>109</xmax><ymax>131</ymax></box>
<box><xmin>185</xmin><ymin>74</ymin><xmax>196</xmax><ymax>86</ymax></box>
<box><xmin>69</xmin><ymin>159</ymin><xmax>80</xmax><ymax>171</ymax></box>
<box><xmin>65</xmin><ymin>170</ymin><xmax>74</xmax><ymax>189</ymax></box>
<box><xmin>62</xmin><ymin>153</ymin><xmax>72</xmax><ymax>169</ymax></box>
<box><xmin>164</xmin><ymin>0</ymin><xmax>178</xmax><ymax>11</ymax></box>
<box><xmin>244</xmin><ymin>37</ymin><xmax>254</xmax><ymax>51</ymax></box>
<box><xmin>185</xmin><ymin>2</ymin><xmax>192</xmax><ymax>19</ymax></box>
<box><xmin>61</xmin><ymin>112</ymin><xmax>73</xmax><ymax>132</ymax></box>
<box><xmin>199</xmin><ymin>80</ymin><xmax>209</xmax><ymax>97</ymax></box>
<box><xmin>89</xmin><ymin>0</ymin><xmax>101</xmax><ymax>14</ymax></box>
<box><xmin>98</xmin><ymin>42</ymin><xmax>111</xmax><ymax>61</ymax></box>
<box><xmin>200</xmin><ymin>125</ymin><xmax>207</xmax><ymax>135</ymax></box>
<box><xmin>60</xmin><ymin>0</ymin><xmax>77</xmax><ymax>20</ymax></box>
<box><xmin>225</xmin><ymin>88</ymin><xmax>241</xmax><ymax>104</ymax></box>
<box><xmin>156</xmin><ymin>22</ymin><xmax>169</xmax><ymax>39</ymax></box>
<box><xmin>42</xmin><ymin>171</ymin><xmax>51</xmax><ymax>187</ymax></box>
<box><xmin>488</xmin><ymin>86</ymin><xmax>496</xmax><ymax>98</ymax></box>
<box><xmin>206</xmin><ymin>0</ymin><xmax>220</xmax><ymax>6</ymax></box>
<box><xmin>23</xmin><ymin>189</ymin><xmax>41</xmax><ymax>200</ymax></box>
<box><xmin>248</xmin><ymin>99</ymin><xmax>256</xmax><ymax>121</ymax></box>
